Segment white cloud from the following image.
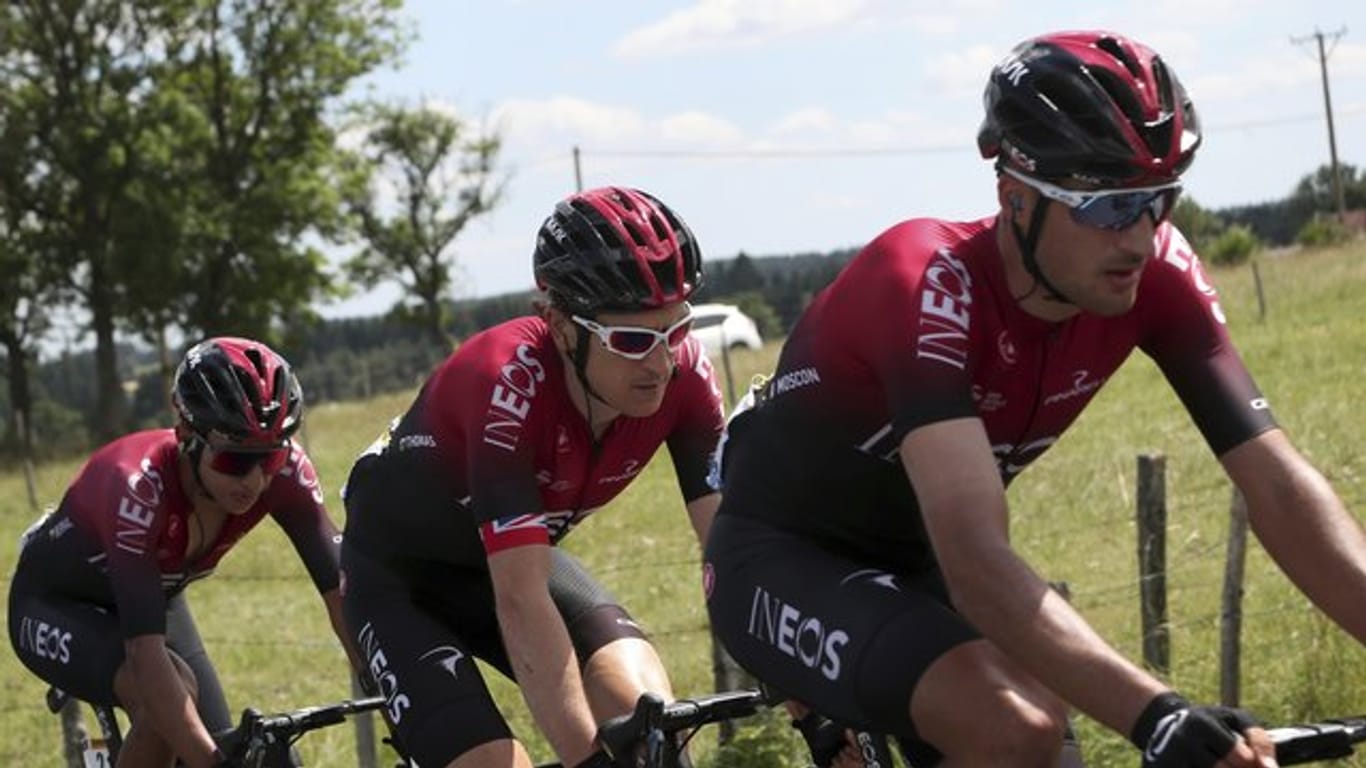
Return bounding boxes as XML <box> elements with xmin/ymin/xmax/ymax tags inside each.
<box><xmin>924</xmin><ymin>43</ymin><xmax>1001</xmax><ymax>95</ymax></box>
<box><xmin>613</xmin><ymin>0</ymin><xmax>872</xmax><ymax>58</ymax></box>
<box><xmin>771</xmin><ymin>108</ymin><xmax>840</xmax><ymax>136</ymax></box>
<box><xmin>659</xmin><ymin>111</ymin><xmax>745</xmax><ymax>144</ymax></box>
<box><xmin>493</xmin><ymin>96</ymin><xmax>648</xmax><ymax>146</ymax></box>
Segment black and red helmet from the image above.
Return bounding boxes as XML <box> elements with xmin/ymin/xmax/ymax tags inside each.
<box><xmin>534</xmin><ymin>186</ymin><xmax>703</xmax><ymax>315</ymax></box>
<box><xmin>978</xmin><ymin>30</ymin><xmax>1202</xmax><ymax>186</ymax></box>
<box><xmin>172</xmin><ymin>337</ymin><xmax>303</xmax><ymax>450</ymax></box>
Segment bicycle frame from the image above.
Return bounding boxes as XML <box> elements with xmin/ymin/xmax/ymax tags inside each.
<box><xmin>47</xmin><ymin>687</ymin><xmax>121</xmax><ymax>766</ymax></box>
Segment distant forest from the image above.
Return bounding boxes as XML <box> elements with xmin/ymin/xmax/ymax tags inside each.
<box><xmin>4</xmin><ymin>248</ymin><xmax>854</xmax><ymax>458</ymax></box>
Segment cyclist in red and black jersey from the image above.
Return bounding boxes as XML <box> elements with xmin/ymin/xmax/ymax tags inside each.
<box><xmin>8</xmin><ymin>337</ymin><xmax>361</xmax><ymax>768</ymax></box>
<box><xmin>705</xmin><ymin>30</ymin><xmax>1366</xmax><ymax>768</ymax></box>
<box><xmin>339</xmin><ymin>187</ymin><xmax>725</xmax><ymax>768</ymax></box>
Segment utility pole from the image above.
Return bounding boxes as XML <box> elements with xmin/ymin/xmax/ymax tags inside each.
<box><xmin>1291</xmin><ymin>27</ymin><xmax>1348</xmax><ymax>222</ymax></box>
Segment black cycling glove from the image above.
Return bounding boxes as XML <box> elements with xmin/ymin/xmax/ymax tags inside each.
<box><xmin>1130</xmin><ymin>692</ymin><xmax>1261</xmax><ymax>768</ymax></box>
<box><xmin>572</xmin><ymin>748</ymin><xmax>618</xmax><ymax>768</ymax></box>
<box><xmin>792</xmin><ymin>711</ymin><xmax>847</xmax><ymax>768</ymax></box>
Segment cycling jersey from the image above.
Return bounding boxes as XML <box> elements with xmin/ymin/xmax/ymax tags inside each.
<box><xmin>11</xmin><ymin>429</ymin><xmax>341</xmax><ymax>640</ymax></box>
<box><xmin>718</xmin><ymin>216</ymin><xmax>1276</xmax><ymax>569</ymax></box>
<box><xmin>339</xmin><ymin>315</ymin><xmax>724</xmax><ymax>764</ymax></box>
<box><xmin>342</xmin><ymin>315</ymin><xmax>725</xmax><ymax>566</ymax></box>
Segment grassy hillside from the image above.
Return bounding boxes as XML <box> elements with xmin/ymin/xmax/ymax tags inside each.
<box><xmin>2</xmin><ymin>240</ymin><xmax>1365</xmax><ymax>764</ymax></box>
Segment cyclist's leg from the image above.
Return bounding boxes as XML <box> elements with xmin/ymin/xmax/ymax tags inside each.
<box><xmin>112</xmin><ymin>646</ymin><xmax>201</xmax><ymax>767</ymax></box>
<box><xmin>547</xmin><ymin>549</ymin><xmax>671</xmax><ymax>720</ymax></box>
<box><xmin>705</xmin><ymin>514</ymin><xmax>1068</xmax><ymax>766</ymax></box>
<box><xmin>341</xmin><ymin>543</ymin><xmax>532</xmax><ymax>768</ymax></box>
<box><xmin>164</xmin><ymin>591</ymin><xmax>232</xmax><ymax>732</ymax></box>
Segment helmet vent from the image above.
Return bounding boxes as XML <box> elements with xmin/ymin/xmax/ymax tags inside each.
<box><xmin>1095</xmin><ymin>36</ymin><xmax>1140</xmax><ymax>77</ymax></box>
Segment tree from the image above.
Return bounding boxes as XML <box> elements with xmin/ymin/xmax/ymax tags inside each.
<box><xmin>345</xmin><ymin>102</ymin><xmax>504</xmax><ymax>344</ymax></box>
<box><xmin>0</xmin><ymin>55</ymin><xmax>53</xmax><ymax>457</ymax></box>
<box><xmin>726</xmin><ymin>251</ymin><xmax>765</xmax><ymax>293</ymax></box>
<box><xmin>1</xmin><ymin>0</ymin><xmax>406</xmax><ymax>439</ymax></box>
<box><xmin>1169</xmin><ymin>197</ymin><xmax>1225</xmax><ymax>254</ymax></box>
<box><xmin>162</xmin><ymin>1</ymin><xmax>406</xmax><ymax>345</ymax></box>
<box><xmin>1293</xmin><ymin>163</ymin><xmax>1366</xmax><ymax>213</ymax></box>
<box><xmin>1</xmin><ymin>1</ymin><xmax>175</xmax><ymax>440</ymax></box>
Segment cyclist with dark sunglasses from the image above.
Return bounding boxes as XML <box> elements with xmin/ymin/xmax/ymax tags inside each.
<box><xmin>338</xmin><ymin>186</ymin><xmax>725</xmax><ymax>768</ymax></box>
<box><xmin>8</xmin><ymin>336</ymin><xmax>362</xmax><ymax>768</ymax></box>
<box><xmin>704</xmin><ymin>30</ymin><xmax>1366</xmax><ymax>768</ymax></box>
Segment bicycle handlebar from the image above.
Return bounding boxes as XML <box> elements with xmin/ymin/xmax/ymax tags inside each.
<box><xmin>1269</xmin><ymin>717</ymin><xmax>1366</xmax><ymax>765</ymax></box>
<box><xmin>596</xmin><ymin>689</ymin><xmax>770</xmax><ymax>767</ymax></box>
<box><xmin>216</xmin><ymin>696</ymin><xmax>388</xmax><ymax>766</ymax></box>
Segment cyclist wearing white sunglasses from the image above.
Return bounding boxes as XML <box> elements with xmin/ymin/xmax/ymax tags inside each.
<box><xmin>706</xmin><ymin>30</ymin><xmax>1366</xmax><ymax>768</ymax></box>
<box><xmin>339</xmin><ymin>186</ymin><xmax>724</xmax><ymax>768</ymax></box>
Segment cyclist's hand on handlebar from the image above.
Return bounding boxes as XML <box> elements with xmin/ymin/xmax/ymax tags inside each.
<box><xmin>212</xmin><ymin>710</ymin><xmax>256</xmax><ymax>767</ymax></box>
<box><xmin>1131</xmin><ymin>692</ymin><xmax>1277</xmax><ymax>767</ymax></box>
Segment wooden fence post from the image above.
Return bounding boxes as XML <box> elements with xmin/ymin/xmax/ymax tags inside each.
<box><xmin>351</xmin><ymin>674</ymin><xmax>378</xmax><ymax>768</ymax></box>
<box><xmin>1220</xmin><ymin>488</ymin><xmax>1249</xmax><ymax>706</ymax></box>
<box><xmin>16</xmin><ymin>409</ymin><xmax>40</xmax><ymax>513</ymax></box>
<box><xmin>1136</xmin><ymin>454</ymin><xmax>1170</xmax><ymax>675</ymax></box>
<box><xmin>1251</xmin><ymin>261</ymin><xmax>1267</xmax><ymax>322</ymax></box>
<box><xmin>711</xmin><ymin>633</ymin><xmax>754</xmax><ymax>744</ymax></box>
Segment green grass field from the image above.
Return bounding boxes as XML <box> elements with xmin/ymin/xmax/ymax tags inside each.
<box><xmin>3</xmin><ymin>240</ymin><xmax>1366</xmax><ymax>765</ymax></box>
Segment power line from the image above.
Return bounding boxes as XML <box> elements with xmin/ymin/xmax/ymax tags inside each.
<box><xmin>571</xmin><ymin>107</ymin><xmax>1366</xmax><ymax>161</ymax></box>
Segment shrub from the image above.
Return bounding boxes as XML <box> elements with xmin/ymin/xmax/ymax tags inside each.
<box><xmin>704</xmin><ymin>708</ymin><xmax>811</xmax><ymax>768</ymax></box>
<box><xmin>1205</xmin><ymin>225</ymin><xmax>1260</xmax><ymax>266</ymax></box>
<box><xmin>1295</xmin><ymin>215</ymin><xmax>1354</xmax><ymax>249</ymax></box>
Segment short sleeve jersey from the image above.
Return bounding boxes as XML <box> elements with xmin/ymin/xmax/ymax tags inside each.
<box><xmin>343</xmin><ymin>316</ymin><xmax>725</xmax><ymax>565</ymax></box>
<box><xmin>720</xmin><ymin>216</ymin><xmax>1276</xmax><ymax>568</ymax></box>
<box><xmin>30</xmin><ymin>429</ymin><xmax>341</xmax><ymax>639</ymax></box>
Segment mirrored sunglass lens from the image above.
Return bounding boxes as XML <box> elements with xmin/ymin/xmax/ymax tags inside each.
<box><xmin>212</xmin><ymin>449</ymin><xmax>286</xmax><ymax>476</ymax></box>
<box><xmin>607</xmin><ymin>330</ymin><xmax>659</xmax><ymax>355</ymax></box>
<box><xmin>1073</xmin><ymin>192</ymin><xmax>1151</xmax><ymax>229</ymax></box>
<box><xmin>211</xmin><ymin>452</ymin><xmax>256</xmax><ymax>475</ymax></box>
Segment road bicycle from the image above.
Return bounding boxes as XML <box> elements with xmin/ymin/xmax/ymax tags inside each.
<box><xmin>53</xmin><ymin>679</ymin><xmax>1366</xmax><ymax>766</ymax></box>
<box><xmin>46</xmin><ymin>684</ymin><xmax>768</xmax><ymax>768</ymax></box>
<box><xmin>46</xmin><ymin>684</ymin><xmax>386</xmax><ymax>767</ymax></box>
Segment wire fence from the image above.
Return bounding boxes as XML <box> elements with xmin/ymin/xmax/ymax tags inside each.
<box><xmin>5</xmin><ymin>472</ymin><xmax>1363</xmax><ymax>764</ymax></box>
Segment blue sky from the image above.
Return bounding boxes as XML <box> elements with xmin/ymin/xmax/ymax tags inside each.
<box><xmin>322</xmin><ymin>0</ymin><xmax>1366</xmax><ymax>318</ymax></box>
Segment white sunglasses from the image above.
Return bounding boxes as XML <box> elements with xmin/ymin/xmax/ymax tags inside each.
<box><xmin>1003</xmin><ymin>166</ymin><xmax>1182</xmax><ymax>231</ymax></box>
<box><xmin>571</xmin><ymin>310</ymin><xmax>694</xmax><ymax>360</ymax></box>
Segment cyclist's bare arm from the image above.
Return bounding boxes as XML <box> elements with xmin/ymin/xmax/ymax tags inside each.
<box><xmin>321</xmin><ymin>587</ymin><xmax>365</xmax><ymax>676</ymax></box>
<box><xmin>1223</xmin><ymin>429</ymin><xmax>1366</xmax><ymax>642</ymax></box>
<box><xmin>489</xmin><ymin>543</ymin><xmax>600</xmax><ymax>766</ymax></box>
<box><xmin>121</xmin><ymin>633</ymin><xmax>220</xmax><ymax>767</ymax></box>
<box><xmin>901</xmin><ymin>417</ymin><xmax>1168</xmax><ymax>737</ymax></box>
<box><xmin>686</xmin><ymin>491</ymin><xmax>721</xmax><ymax>548</ymax></box>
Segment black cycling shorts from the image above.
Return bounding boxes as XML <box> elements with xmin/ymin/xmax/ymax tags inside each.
<box><xmin>704</xmin><ymin>513</ymin><xmax>980</xmax><ymax>748</ymax></box>
<box><xmin>7</xmin><ymin>571</ymin><xmax>232</xmax><ymax>731</ymax></box>
<box><xmin>340</xmin><ymin>541</ymin><xmax>648</xmax><ymax>766</ymax></box>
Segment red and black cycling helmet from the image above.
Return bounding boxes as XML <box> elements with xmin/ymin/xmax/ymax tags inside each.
<box><xmin>172</xmin><ymin>337</ymin><xmax>303</xmax><ymax>451</ymax></box>
<box><xmin>978</xmin><ymin>30</ymin><xmax>1201</xmax><ymax>186</ymax></box>
<box><xmin>534</xmin><ymin>186</ymin><xmax>703</xmax><ymax>315</ymax></box>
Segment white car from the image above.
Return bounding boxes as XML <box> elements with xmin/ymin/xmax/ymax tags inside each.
<box><xmin>690</xmin><ymin>303</ymin><xmax>763</xmax><ymax>354</ymax></box>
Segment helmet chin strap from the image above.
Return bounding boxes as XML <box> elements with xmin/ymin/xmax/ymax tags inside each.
<box><xmin>179</xmin><ymin>434</ymin><xmax>220</xmax><ymax>503</ymax></box>
<box><xmin>1009</xmin><ymin>198</ymin><xmax>1074</xmax><ymax>305</ymax></box>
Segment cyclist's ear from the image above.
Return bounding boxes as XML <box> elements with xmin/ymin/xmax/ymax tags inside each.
<box><xmin>545</xmin><ymin>306</ymin><xmax>576</xmax><ymax>352</ymax></box>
